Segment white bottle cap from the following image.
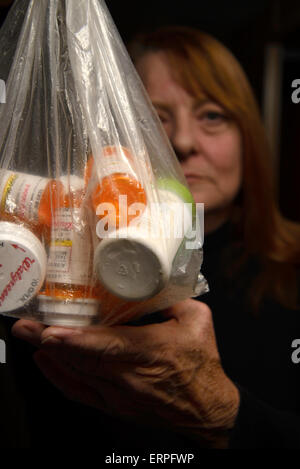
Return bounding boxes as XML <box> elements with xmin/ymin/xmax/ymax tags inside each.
<box><xmin>0</xmin><ymin>221</ymin><xmax>47</xmax><ymax>313</ymax></box>
<box><xmin>38</xmin><ymin>295</ymin><xmax>99</xmax><ymax>326</ymax></box>
<box><xmin>94</xmin><ymin>226</ymin><xmax>170</xmax><ymax>301</ymax></box>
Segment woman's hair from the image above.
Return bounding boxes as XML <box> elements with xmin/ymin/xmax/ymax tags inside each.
<box><xmin>129</xmin><ymin>26</ymin><xmax>300</xmax><ymax>311</ymax></box>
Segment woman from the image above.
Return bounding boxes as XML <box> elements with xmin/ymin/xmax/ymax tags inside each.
<box><xmin>12</xmin><ymin>27</ymin><xmax>300</xmax><ymax>449</ymax></box>
<box><xmin>129</xmin><ymin>26</ymin><xmax>300</xmax><ymax>310</ymax></box>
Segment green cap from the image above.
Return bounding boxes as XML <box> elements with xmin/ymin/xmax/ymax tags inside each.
<box><xmin>157</xmin><ymin>178</ymin><xmax>196</xmax><ymax>216</ymax></box>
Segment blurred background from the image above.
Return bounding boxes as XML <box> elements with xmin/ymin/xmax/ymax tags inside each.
<box><xmin>0</xmin><ymin>0</ymin><xmax>299</xmax><ymax>221</ymax></box>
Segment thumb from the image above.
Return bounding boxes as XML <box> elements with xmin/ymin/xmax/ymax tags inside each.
<box><xmin>161</xmin><ymin>298</ymin><xmax>211</xmax><ymax>324</ymax></box>
<box><xmin>39</xmin><ymin>324</ymin><xmax>126</xmax><ymax>356</ymax></box>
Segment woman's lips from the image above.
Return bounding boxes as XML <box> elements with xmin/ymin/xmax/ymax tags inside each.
<box><xmin>184</xmin><ymin>174</ymin><xmax>213</xmax><ymax>187</ymax></box>
<box><xmin>184</xmin><ymin>174</ymin><xmax>205</xmax><ymax>181</ymax></box>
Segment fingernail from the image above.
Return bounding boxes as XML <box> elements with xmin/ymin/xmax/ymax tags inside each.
<box><xmin>40</xmin><ymin>328</ymin><xmax>81</xmax><ymax>346</ymax></box>
<box><xmin>41</xmin><ymin>335</ymin><xmax>62</xmax><ymax>346</ymax></box>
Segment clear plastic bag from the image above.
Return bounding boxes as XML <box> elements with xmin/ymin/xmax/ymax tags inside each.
<box><xmin>0</xmin><ymin>0</ymin><xmax>208</xmax><ymax>326</ymax></box>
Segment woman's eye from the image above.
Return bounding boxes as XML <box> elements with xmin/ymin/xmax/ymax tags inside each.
<box><xmin>202</xmin><ymin>111</ymin><xmax>226</xmax><ymax>122</ymax></box>
<box><xmin>194</xmin><ymin>105</ymin><xmax>228</xmax><ymax>125</ymax></box>
<box><xmin>206</xmin><ymin>111</ymin><xmax>222</xmax><ymax>119</ymax></box>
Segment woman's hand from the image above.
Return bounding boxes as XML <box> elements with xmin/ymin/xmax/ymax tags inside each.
<box><xmin>12</xmin><ymin>299</ymin><xmax>240</xmax><ymax>448</ymax></box>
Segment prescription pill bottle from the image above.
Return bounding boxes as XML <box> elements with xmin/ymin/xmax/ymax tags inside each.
<box><xmin>85</xmin><ymin>145</ymin><xmax>147</xmax><ymax>231</ymax></box>
<box><xmin>93</xmin><ymin>180</ymin><xmax>194</xmax><ymax>302</ymax></box>
<box><xmin>38</xmin><ymin>175</ymin><xmax>99</xmax><ymax>326</ymax></box>
<box><xmin>0</xmin><ymin>169</ymin><xmax>64</xmax><ymax>231</ymax></box>
<box><xmin>0</xmin><ymin>170</ymin><xmax>60</xmax><ymax>316</ymax></box>
<box><xmin>0</xmin><ymin>220</ymin><xmax>47</xmax><ymax>315</ymax></box>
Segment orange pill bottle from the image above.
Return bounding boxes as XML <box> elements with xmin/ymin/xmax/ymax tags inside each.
<box><xmin>0</xmin><ymin>169</ymin><xmax>64</xmax><ymax>234</ymax></box>
<box><xmin>38</xmin><ymin>175</ymin><xmax>99</xmax><ymax>326</ymax></box>
<box><xmin>0</xmin><ymin>169</ymin><xmax>63</xmax><ymax>315</ymax></box>
<box><xmin>84</xmin><ymin>145</ymin><xmax>147</xmax><ymax>231</ymax></box>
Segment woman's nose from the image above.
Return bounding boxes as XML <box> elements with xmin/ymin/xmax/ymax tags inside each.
<box><xmin>170</xmin><ymin>119</ymin><xmax>197</xmax><ymax>161</ymax></box>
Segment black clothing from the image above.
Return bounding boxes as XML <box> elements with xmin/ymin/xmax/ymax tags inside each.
<box><xmin>0</xmin><ymin>222</ymin><xmax>299</xmax><ymax>450</ymax></box>
<box><xmin>200</xmin><ymin>222</ymin><xmax>300</xmax><ymax>448</ymax></box>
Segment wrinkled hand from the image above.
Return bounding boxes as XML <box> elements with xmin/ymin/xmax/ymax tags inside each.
<box><xmin>12</xmin><ymin>299</ymin><xmax>239</xmax><ymax>448</ymax></box>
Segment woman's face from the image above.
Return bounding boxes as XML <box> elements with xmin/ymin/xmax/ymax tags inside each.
<box><xmin>136</xmin><ymin>52</ymin><xmax>243</xmax><ymax>232</ymax></box>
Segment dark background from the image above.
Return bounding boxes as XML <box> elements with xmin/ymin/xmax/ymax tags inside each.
<box><xmin>1</xmin><ymin>0</ymin><xmax>300</xmax><ymax>221</ymax></box>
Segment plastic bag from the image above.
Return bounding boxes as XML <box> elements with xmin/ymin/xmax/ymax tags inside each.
<box><xmin>0</xmin><ymin>0</ymin><xmax>208</xmax><ymax>326</ymax></box>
